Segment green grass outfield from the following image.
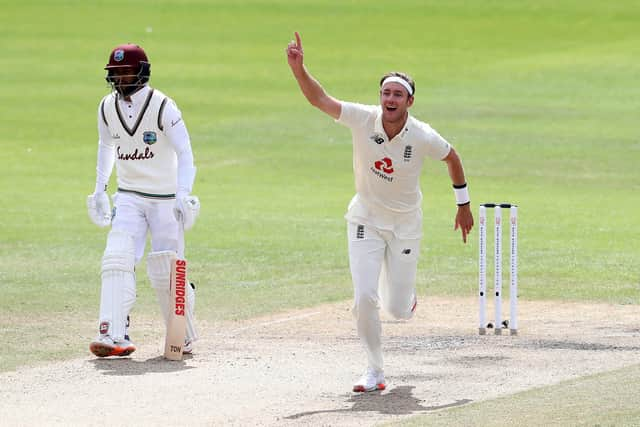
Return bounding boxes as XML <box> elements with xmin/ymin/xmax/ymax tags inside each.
<box><xmin>1</xmin><ymin>0</ymin><xmax>638</xmax><ymax>422</ymax></box>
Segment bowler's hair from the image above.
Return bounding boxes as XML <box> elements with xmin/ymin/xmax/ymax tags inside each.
<box><xmin>379</xmin><ymin>71</ymin><xmax>415</xmax><ymax>96</ymax></box>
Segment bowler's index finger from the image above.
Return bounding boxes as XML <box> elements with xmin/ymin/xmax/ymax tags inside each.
<box><xmin>295</xmin><ymin>31</ymin><xmax>302</xmax><ymax>48</ymax></box>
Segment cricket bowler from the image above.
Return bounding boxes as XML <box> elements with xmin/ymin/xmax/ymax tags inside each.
<box><xmin>286</xmin><ymin>32</ymin><xmax>474</xmax><ymax>392</ymax></box>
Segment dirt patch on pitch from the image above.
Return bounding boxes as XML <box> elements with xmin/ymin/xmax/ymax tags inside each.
<box><xmin>1</xmin><ymin>296</ymin><xmax>639</xmax><ymax>426</ymax></box>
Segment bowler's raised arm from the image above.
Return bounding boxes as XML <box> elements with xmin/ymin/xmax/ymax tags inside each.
<box><xmin>286</xmin><ymin>31</ymin><xmax>341</xmax><ymax>120</ymax></box>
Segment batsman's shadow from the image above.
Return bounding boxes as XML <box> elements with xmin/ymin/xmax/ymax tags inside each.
<box><xmin>89</xmin><ymin>354</ymin><xmax>195</xmax><ymax>376</ymax></box>
<box><xmin>285</xmin><ymin>385</ymin><xmax>472</xmax><ymax>420</ymax></box>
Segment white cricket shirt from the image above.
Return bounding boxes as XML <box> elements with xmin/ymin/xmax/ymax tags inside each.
<box><xmin>337</xmin><ymin>102</ymin><xmax>451</xmax><ymax>238</ymax></box>
<box><xmin>95</xmin><ymin>85</ymin><xmax>195</xmax><ymax>198</ymax></box>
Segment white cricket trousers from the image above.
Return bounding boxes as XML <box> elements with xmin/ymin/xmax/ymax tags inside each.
<box><xmin>112</xmin><ymin>192</ymin><xmax>181</xmax><ymax>261</ymax></box>
<box><xmin>347</xmin><ymin>222</ymin><xmax>420</xmax><ymax>372</ymax></box>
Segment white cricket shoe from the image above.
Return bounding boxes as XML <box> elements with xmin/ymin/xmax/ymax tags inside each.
<box><xmin>183</xmin><ymin>340</ymin><xmax>193</xmax><ymax>354</ymax></box>
<box><xmin>353</xmin><ymin>368</ymin><xmax>385</xmax><ymax>392</ymax></box>
<box><xmin>89</xmin><ymin>335</ymin><xmax>136</xmax><ymax>358</ymax></box>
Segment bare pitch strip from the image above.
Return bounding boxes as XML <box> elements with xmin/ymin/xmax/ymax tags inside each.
<box><xmin>478</xmin><ymin>203</ymin><xmax>518</xmax><ymax>336</ymax></box>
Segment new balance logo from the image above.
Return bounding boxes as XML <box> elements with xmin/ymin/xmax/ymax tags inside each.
<box><xmin>370</xmin><ymin>134</ymin><xmax>385</xmax><ymax>144</ymax></box>
<box><xmin>356</xmin><ymin>225</ymin><xmax>365</xmax><ymax>239</ymax></box>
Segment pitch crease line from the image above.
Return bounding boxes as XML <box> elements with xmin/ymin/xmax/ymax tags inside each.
<box><xmin>228</xmin><ymin>311</ymin><xmax>323</xmax><ymax>336</ymax></box>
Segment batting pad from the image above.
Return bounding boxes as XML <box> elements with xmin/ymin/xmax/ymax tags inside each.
<box><xmin>147</xmin><ymin>251</ymin><xmax>177</xmax><ymax>324</ymax></box>
<box><xmin>147</xmin><ymin>251</ymin><xmax>198</xmax><ymax>342</ymax></box>
<box><xmin>100</xmin><ymin>230</ymin><xmax>136</xmax><ymax>341</ymax></box>
<box><xmin>185</xmin><ymin>282</ymin><xmax>198</xmax><ymax>342</ymax></box>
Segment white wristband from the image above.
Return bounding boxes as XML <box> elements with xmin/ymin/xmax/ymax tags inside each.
<box><xmin>453</xmin><ymin>183</ymin><xmax>470</xmax><ymax>206</ymax></box>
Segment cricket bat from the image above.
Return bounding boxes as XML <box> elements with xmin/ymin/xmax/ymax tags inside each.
<box><xmin>164</xmin><ymin>256</ymin><xmax>187</xmax><ymax>360</ymax></box>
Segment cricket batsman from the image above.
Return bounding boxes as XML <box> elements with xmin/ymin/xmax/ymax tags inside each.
<box><xmin>87</xmin><ymin>43</ymin><xmax>200</xmax><ymax>357</ymax></box>
<box><xmin>286</xmin><ymin>32</ymin><xmax>474</xmax><ymax>392</ymax></box>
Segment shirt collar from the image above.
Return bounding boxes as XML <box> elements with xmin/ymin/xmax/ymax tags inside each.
<box><xmin>374</xmin><ymin>107</ymin><xmax>412</xmax><ymax>141</ymax></box>
<box><xmin>120</xmin><ymin>84</ymin><xmax>151</xmax><ymax>105</ymax></box>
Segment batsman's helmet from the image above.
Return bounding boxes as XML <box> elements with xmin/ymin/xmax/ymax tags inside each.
<box><xmin>105</xmin><ymin>43</ymin><xmax>151</xmax><ymax>96</ymax></box>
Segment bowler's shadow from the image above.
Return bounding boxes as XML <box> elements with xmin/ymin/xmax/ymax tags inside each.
<box><xmin>286</xmin><ymin>385</ymin><xmax>471</xmax><ymax>420</ymax></box>
<box><xmin>89</xmin><ymin>354</ymin><xmax>195</xmax><ymax>376</ymax></box>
